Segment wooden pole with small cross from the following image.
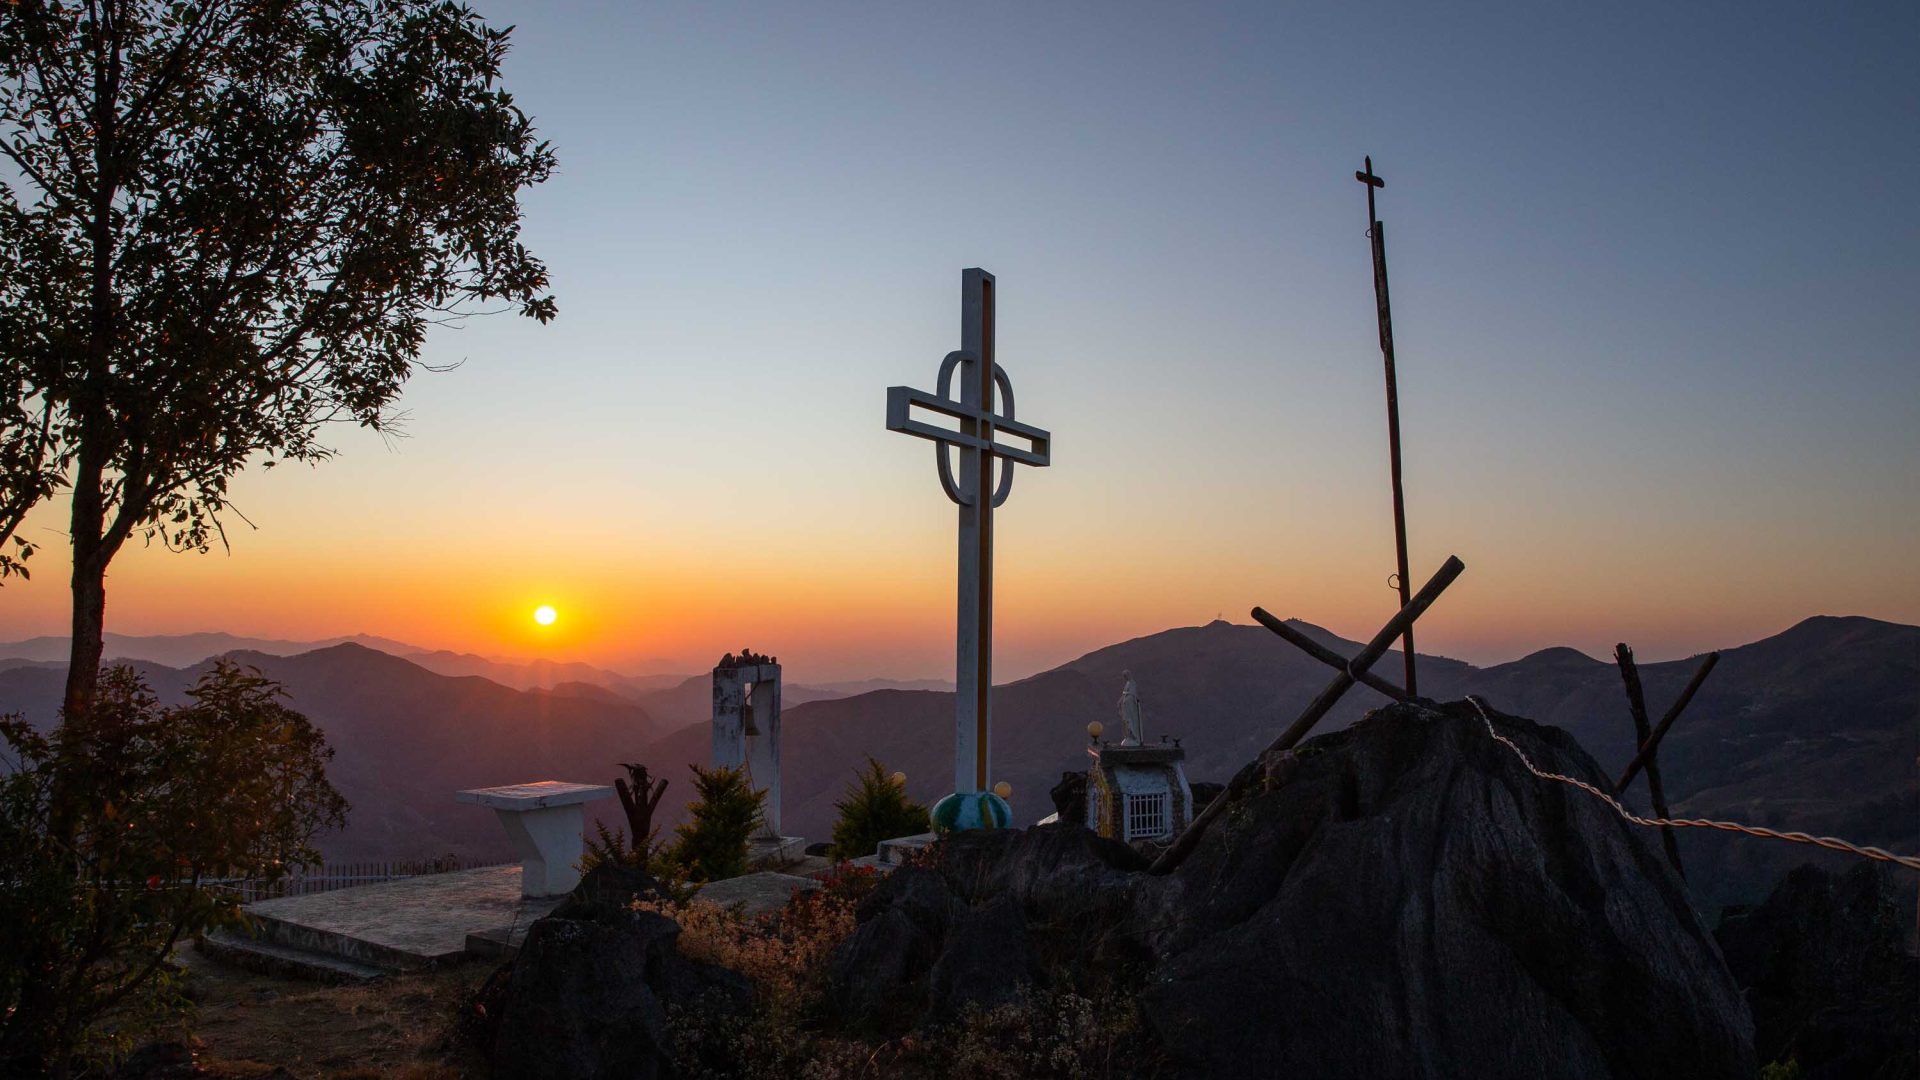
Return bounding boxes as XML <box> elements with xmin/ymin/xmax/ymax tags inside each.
<box><xmin>1357</xmin><ymin>156</ymin><xmax>1419</xmax><ymax>699</ymax></box>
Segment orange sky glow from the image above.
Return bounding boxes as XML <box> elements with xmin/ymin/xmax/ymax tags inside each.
<box><xmin>3</xmin><ymin>4</ymin><xmax>1915</xmax><ymax>684</ymax></box>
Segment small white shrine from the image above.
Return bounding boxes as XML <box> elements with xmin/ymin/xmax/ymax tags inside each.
<box><xmin>1086</xmin><ymin>671</ymin><xmax>1194</xmax><ymax>846</ymax></box>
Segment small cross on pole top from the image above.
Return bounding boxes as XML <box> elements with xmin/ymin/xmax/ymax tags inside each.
<box><xmin>885</xmin><ymin>268</ymin><xmax>1052</xmax><ymax>831</ymax></box>
<box><xmin>1356</xmin><ymin>156</ymin><xmax>1385</xmax><ymax>218</ymax></box>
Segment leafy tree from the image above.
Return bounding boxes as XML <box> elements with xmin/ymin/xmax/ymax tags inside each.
<box><xmin>0</xmin><ymin>0</ymin><xmax>556</xmax><ymax>719</ymax></box>
<box><xmin>667</xmin><ymin>764</ymin><xmax>766</xmax><ymax>885</ymax></box>
<box><xmin>829</xmin><ymin>756</ymin><xmax>929</xmax><ymax>861</ymax></box>
<box><xmin>0</xmin><ymin>662</ymin><xmax>349</xmax><ymax>1075</ymax></box>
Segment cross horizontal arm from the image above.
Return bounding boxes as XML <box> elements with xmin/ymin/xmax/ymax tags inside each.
<box><xmin>886</xmin><ymin>385</ymin><xmax>1052</xmax><ymax>468</ymax></box>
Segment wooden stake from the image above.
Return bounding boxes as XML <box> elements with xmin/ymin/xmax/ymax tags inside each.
<box><xmin>1149</xmin><ymin>555</ymin><xmax>1465</xmax><ymax>875</ymax></box>
<box><xmin>1614</xmin><ymin>643</ymin><xmax>1684</xmax><ymax>877</ymax></box>
<box><xmin>615</xmin><ymin>762</ymin><xmax>669</xmax><ymax>853</ymax></box>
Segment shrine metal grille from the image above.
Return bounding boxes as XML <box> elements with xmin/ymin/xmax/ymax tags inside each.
<box><xmin>1125</xmin><ymin>792</ymin><xmax>1169</xmax><ymax>840</ymax></box>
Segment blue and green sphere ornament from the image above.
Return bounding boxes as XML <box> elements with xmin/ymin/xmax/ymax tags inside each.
<box><xmin>931</xmin><ymin>782</ymin><xmax>1013</xmax><ymax>833</ymax></box>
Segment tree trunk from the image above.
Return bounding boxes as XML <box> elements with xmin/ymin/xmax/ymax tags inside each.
<box><xmin>62</xmin><ymin>448</ymin><xmax>109</xmax><ymax>724</ymax></box>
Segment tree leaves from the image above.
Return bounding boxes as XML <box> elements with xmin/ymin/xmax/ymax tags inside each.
<box><xmin>0</xmin><ymin>0</ymin><xmax>557</xmax><ymax>573</ymax></box>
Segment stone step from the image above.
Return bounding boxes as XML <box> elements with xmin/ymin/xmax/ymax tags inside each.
<box><xmin>747</xmin><ymin>835</ymin><xmax>806</xmax><ymax>870</ymax></box>
<box><xmin>196</xmin><ymin>928</ymin><xmax>391</xmax><ymax>984</ymax></box>
<box><xmin>243</xmin><ymin>906</ymin><xmax>453</xmax><ymax>972</ymax></box>
<box><xmin>464</xmin><ymin>926</ymin><xmax>521</xmax><ymax>961</ymax></box>
<box><xmin>876</xmin><ymin>832</ymin><xmax>936</xmax><ymax>865</ymax></box>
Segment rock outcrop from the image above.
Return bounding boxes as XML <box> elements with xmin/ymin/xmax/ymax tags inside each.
<box><xmin>473</xmin><ymin>864</ymin><xmax>749</xmax><ymax>1080</ymax></box>
<box><xmin>1716</xmin><ymin>862</ymin><xmax>1917</xmax><ymax>1078</ymax></box>
<box><xmin>833</xmin><ymin>701</ymin><xmax>1758</xmax><ymax>1079</ymax></box>
<box><xmin>827</xmin><ymin>825</ymin><xmax>1145</xmax><ymax>1032</ymax></box>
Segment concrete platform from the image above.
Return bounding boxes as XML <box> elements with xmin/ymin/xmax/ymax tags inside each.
<box><xmin>211</xmin><ymin>866</ymin><xmax>559</xmax><ymax>974</ymax></box>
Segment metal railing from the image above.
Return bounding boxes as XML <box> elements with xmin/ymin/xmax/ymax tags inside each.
<box><xmin>205</xmin><ymin>855</ymin><xmax>513</xmax><ymax>903</ymax></box>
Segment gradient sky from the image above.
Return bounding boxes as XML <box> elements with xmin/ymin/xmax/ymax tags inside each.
<box><xmin>5</xmin><ymin>1</ymin><xmax>1917</xmax><ymax>682</ymax></box>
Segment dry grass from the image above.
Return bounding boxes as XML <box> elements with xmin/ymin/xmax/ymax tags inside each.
<box><xmin>649</xmin><ymin>866</ymin><xmax>1145</xmax><ymax>1080</ymax></box>
<box><xmin>171</xmin><ymin>946</ymin><xmax>488</xmax><ymax>1079</ymax></box>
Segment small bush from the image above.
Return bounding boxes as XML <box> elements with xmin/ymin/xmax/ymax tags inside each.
<box><xmin>666</xmin><ymin>765</ymin><xmax>766</xmax><ymax>884</ymax></box>
<box><xmin>828</xmin><ymin>757</ymin><xmax>929</xmax><ymax>861</ymax></box>
<box><xmin>931</xmin><ymin>990</ymin><xmax>1137</xmax><ymax>1079</ymax></box>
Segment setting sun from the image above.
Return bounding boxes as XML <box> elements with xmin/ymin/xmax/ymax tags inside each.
<box><xmin>533</xmin><ymin>604</ymin><xmax>557</xmax><ymax>626</ymax></box>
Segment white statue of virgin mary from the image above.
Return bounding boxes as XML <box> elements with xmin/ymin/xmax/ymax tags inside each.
<box><xmin>1118</xmin><ymin>670</ymin><xmax>1145</xmax><ymax>746</ymax></box>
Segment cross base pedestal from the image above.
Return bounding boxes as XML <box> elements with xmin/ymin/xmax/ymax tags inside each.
<box><xmin>930</xmin><ymin>791</ymin><xmax>1013</xmax><ymax>833</ymax></box>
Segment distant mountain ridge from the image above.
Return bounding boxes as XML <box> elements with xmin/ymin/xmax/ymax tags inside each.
<box><xmin>0</xmin><ymin>630</ymin><xmax>422</xmax><ymax>668</ymax></box>
<box><xmin>0</xmin><ymin>616</ymin><xmax>1908</xmax><ymax>913</ymax></box>
<box><xmin>0</xmin><ymin>631</ymin><xmax>951</xmax><ymax>702</ymax></box>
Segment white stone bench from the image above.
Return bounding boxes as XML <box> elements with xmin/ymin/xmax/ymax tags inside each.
<box><xmin>455</xmin><ymin>781</ymin><xmax>613</xmax><ymax>898</ymax></box>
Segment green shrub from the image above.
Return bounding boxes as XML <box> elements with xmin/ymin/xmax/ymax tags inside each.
<box><xmin>582</xmin><ymin>820</ymin><xmax>695</xmax><ymax>904</ymax></box>
<box><xmin>666</xmin><ymin>765</ymin><xmax>766</xmax><ymax>884</ymax></box>
<box><xmin>828</xmin><ymin>757</ymin><xmax>930</xmax><ymax>861</ymax></box>
<box><xmin>0</xmin><ymin>663</ymin><xmax>348</xmax><ymax>1074</ymax></box>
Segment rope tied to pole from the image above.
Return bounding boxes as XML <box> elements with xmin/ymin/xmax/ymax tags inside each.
<box><xmin>1464</xmin><ymin>695</ymin><xmax>1920</xmax><ymax>874</ymax></box>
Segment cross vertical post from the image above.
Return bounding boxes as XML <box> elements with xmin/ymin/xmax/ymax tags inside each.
<box><xmin>957</xmin><ymin>269</ymin><xmax>994</xmax><ymax>796</ymax></box>
<box><xmin>886</xmin><ymin>268</ymin><xmax>1052</xmax><ymax>830</ymax></box>
<box><xmin>1356</xmin><ymin>155</ymin><xmax>1419</xmax><ymax>698</ymax></box>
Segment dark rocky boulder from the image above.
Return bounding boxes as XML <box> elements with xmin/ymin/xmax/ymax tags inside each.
<box><xmin>925</xmin><ymin>894</ymin><xmax>1039</xmax><ymax>1022</ymax></box>
<box><xmin>1715</xmin><ymin>862</ymin><xmax>1918</xmax><ymax>1078</ymax></box>
<box><xmin>1137</xmin><ymin>701</ymin><xmax>1754</xmax><ymax>1079</ymax></box>
<box><xmin>826</xmin><ymin>865</ymin><xmax>961</xmax><ymax>1031</ymax></box>
<box><xmin>826</xmin><ymin>825</ymin><xmax>1145</xmax><ymax>1033</ymax></box>
<box><xmin>478</xmin><ymin>863</ymin><xmax>750</xmax><ymax>1080</ymax></box>
<box><xmin>832</xmin><ymin>701</ymin><xmax>1756</xmax><ymax>1078</ymax></box>
<box><xmin>1187</xmin><ymin>780</ymin><xmax>1224</xmax><ymax>812</ymax></box>
<box><xmin>1050</xmin><ymin>770</ymin><xmax>1087</xmax><ymax>824</ymax></box>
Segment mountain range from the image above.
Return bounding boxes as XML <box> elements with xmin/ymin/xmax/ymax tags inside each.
<box><xmin>0</xmin><ymin>615</ymin><xmax>1910</xmax><ymax>913</ymax></box>
<box><xmin>0</xmin><ymin>630</ymin><xmax>948</xmax><ymax>704</ymax></box>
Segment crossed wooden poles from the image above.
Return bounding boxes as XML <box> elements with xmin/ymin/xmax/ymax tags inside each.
<box><xmin>1612</xmin><ymin>645</ymin><xmax>1719</xmax><ymax>879</ymax></box>
<box><xmin>1149</xmin><ymin>552</ymin><xmax>1720</xmax><ymax>879</ymax></box>
<box><xmin>1149</xmin><ymin>555</ymin><xmax>1466</xmax><ymax>874</ymax></box>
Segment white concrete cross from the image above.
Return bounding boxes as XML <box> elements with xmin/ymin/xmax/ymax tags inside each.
<box><xmin>886</xmin><ymin>268</ymin><xmax>1052</xmax><ymax>800</ymax></box>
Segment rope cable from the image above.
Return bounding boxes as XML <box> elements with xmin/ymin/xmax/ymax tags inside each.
<box><xmin>1464</xmin><ymin>695</ymin><xmax>1920</xmax><ymax>874</ymax></box>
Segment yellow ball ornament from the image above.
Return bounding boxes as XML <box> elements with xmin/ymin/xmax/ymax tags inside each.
<box><xmin>992</xmin><ymin>781</ymin><xmax>1012</xmax><ymax>799</ymax></box>
<box><xmin>1087</xmin><ymin>720</ymin><xmax>1105</xmax><ymax>740</ymax></box>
